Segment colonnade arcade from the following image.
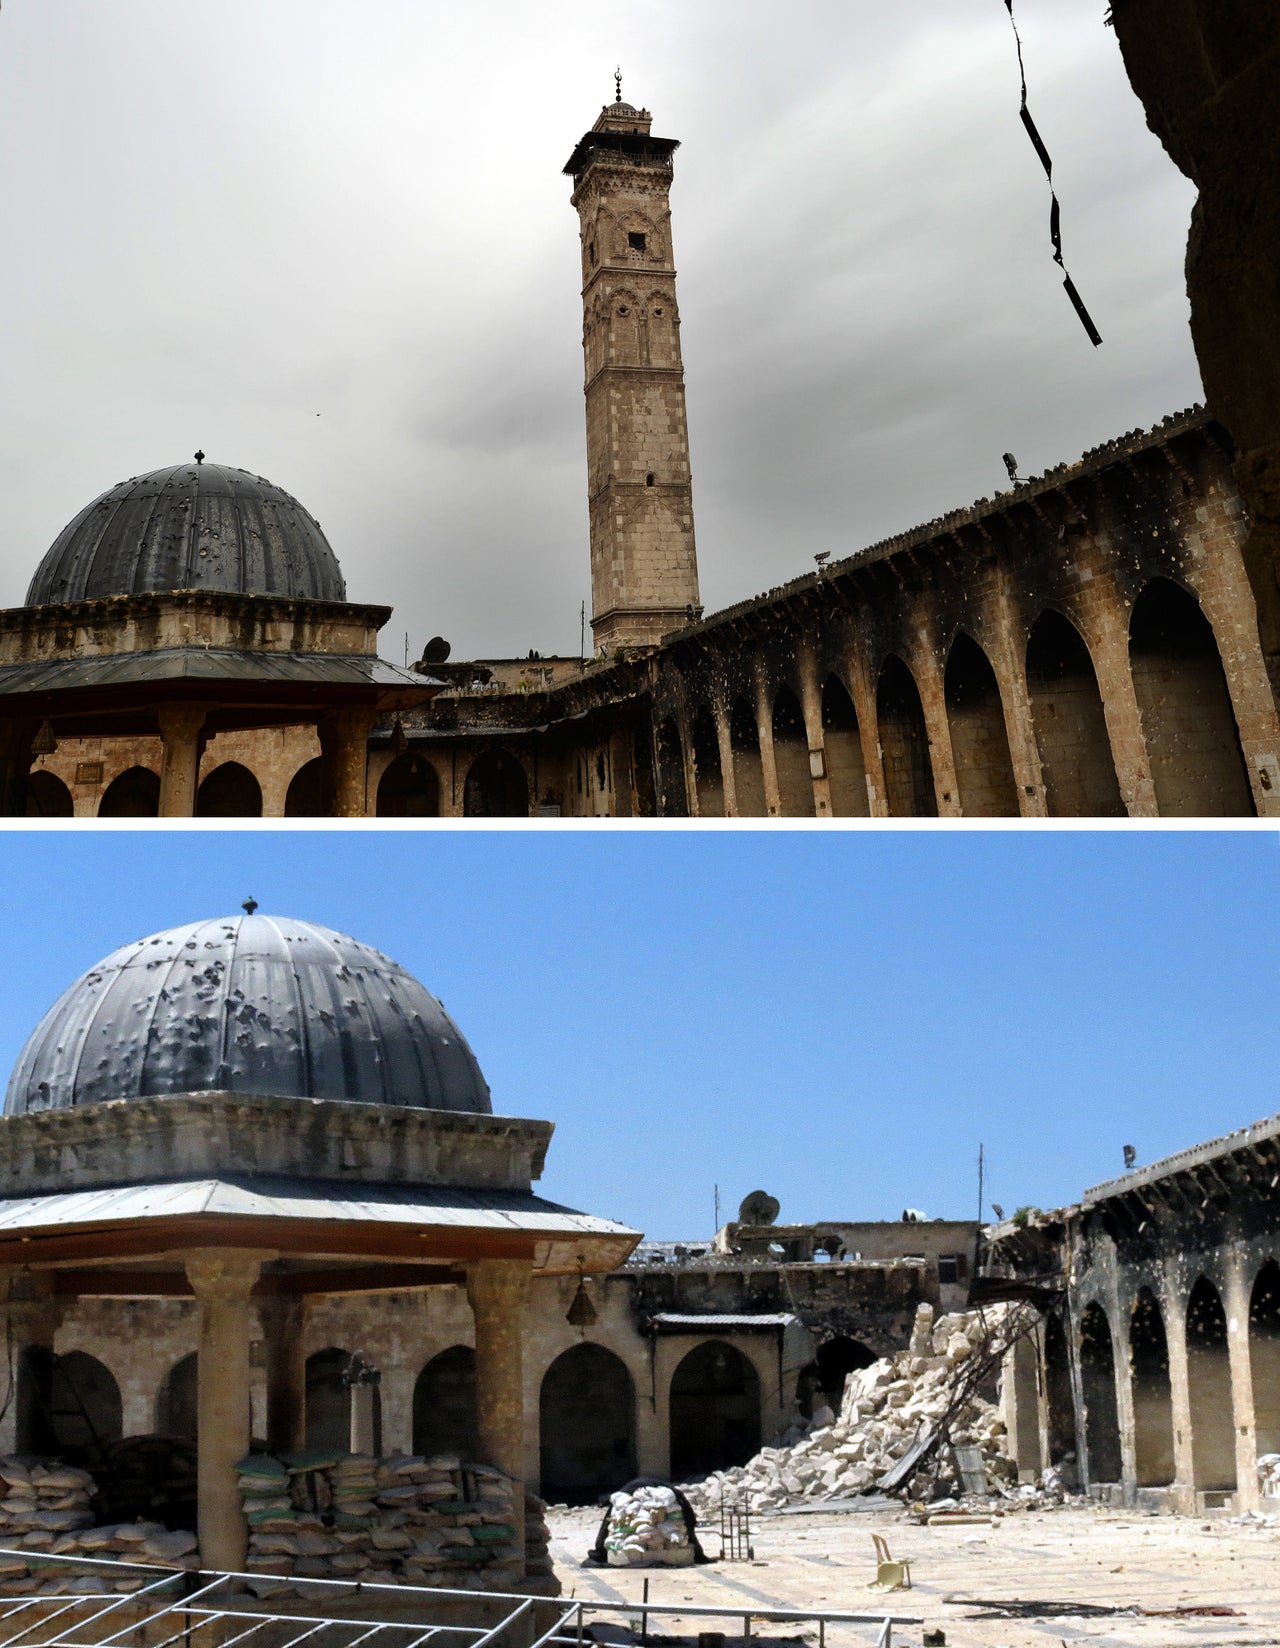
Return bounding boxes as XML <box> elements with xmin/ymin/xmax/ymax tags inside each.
<box><xmin>652</xmin><ymin>571</ymin><xmax>1275</xmax><ymax>820</ymax></box>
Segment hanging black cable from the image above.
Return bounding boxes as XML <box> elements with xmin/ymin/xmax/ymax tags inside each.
<box><xmin>1003</xmin><ymin>0</ymin><xmax>1103</xmax><ymax>347</ymax></box>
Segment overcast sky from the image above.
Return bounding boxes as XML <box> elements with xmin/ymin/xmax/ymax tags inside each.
<box><xmin>0</xmin><ymin>2</ymin><xmax>1201</xmax><ymax>661</ymax></box>
<box><xmin>0</xmin><ymin>830</ymin><xmax>1272</xmax><ymax>1238</ymax></box>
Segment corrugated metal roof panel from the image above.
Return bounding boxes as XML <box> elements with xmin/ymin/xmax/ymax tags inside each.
<box><xmin>0</xmin><ymin>1176</ymin><xmax>640</xmax><ymax>1240</ymax></box>
<box><xmin>647</xmin><ymin>1312</ymin><xmax>797</xmax><ymax>1332</ymax></box>
<box><xmin>0</xmin><ymin>650</ymin><xmax>432</xmax><ymax>697</ymax></box>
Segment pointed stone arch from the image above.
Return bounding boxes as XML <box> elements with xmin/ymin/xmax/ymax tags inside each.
<box><xmin>156</xmin><ymin>1352</ymin><xmax>197</xmax><ymax>1441</ymax></box>
<box><xmin>539</xmin><ymin>1344</ymin><xmax>637</xmax><ymax>1503</ymax></box>
<box><xmin>413</xmin><ymin>1345</ymin><xmax>477</xmax><ymax>1461</ymax></box>
<box><xmin>690</xmin><ymin>708</ymin><xmax>724</xmax><ymax>815</ymax></box>
<box><xmin>944</xmin><ymin>633</ymin><xmax>1018</xmax><ymax>815</ymax></box>
<box><xmin>48</xmin><ymin>1350</ymin><xmax>122</xmax><ymax>1463</ymax></box>
<box><xmin>196</xmin><ymin>761</ymin><xmax>263</xmax><ymax>818</ymax></box>
<box><xmin>876</xmin><ymin>656</ymin><xmax>936</xmax><ymax>816</ymax></box>
<box><xmin>284</xmin><ymin>757</ymin><xmax>323</xmax><ymax>817</ymax></box>
<box><xmin>655</xmin><ymin>717</ymin><xmax>689</xmax><ymax>816</ymax></box>
<box><xmin>1186</xmin><ymin>1276</ymin><xmax>1237</xmax><ymax>1490</ymax></box>
<box><xmin>464</xmin><ymin>750</ymin><xmax>529</xmax><ymax>818</ymax></box>
<box><xmin>821</xmin><ymin>674</ymin><xmax>868</xmax><ymax>816</ymax></box>
<box><xmin>669</xmin><ymin>1340</ymin><xmax>762</xmax><ymax>1480</ymax></box>
<box><xmin>99</xmin><ymin>766</ymin><xmax>160</xmax><ymax>817</ymax></box>
<box><xmin>1079</xmin><ymin>1301</ymin><xmax>1122</xmax><ymax>1484</ymax></box>
<box><xmin>1026</xmin><ymin>610</ymin><xmax>1124</xmax><ymax>815</ymax></box>
<box><xmin>1129</xmin><ymin>577</ymin><xmax>1253</xmax><ymax>815</ymax></box>
<box><xmin>377</xmin><ymin>752</ymin><xmax>441</xmax><ymax>817</ymax></box>
<box><xmin>26</xmin><ymin>770</ymin><xmax>73</xmax><ymax>816</ymax></box>
<box><xmin>1130</xmin><ymin>1288</ymin><xmax>1175</xmax><ymax>1487</ymax></box>
<box><xmin>771</xmin><ymin>684</ymin><xmax>814</xmax><ymax>816</ymax></box>
<box><xmin>1250</xmin><ymin>1259</ymin><xmax>1280</xmax><ymax>1457</ymax></box>
<box><xmin>1043</xmin><ymin>1309</ymin><xmax>1077</xmax><ymax>1467</ymax></box>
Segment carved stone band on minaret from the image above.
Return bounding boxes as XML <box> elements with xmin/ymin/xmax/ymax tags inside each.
<box><xmin>565</xmin><ymin>98</ymin><xmax>702</xmax><ymax>654</ymax></box>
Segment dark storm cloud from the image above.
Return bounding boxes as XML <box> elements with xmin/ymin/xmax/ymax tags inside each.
<box><xmin>0</xmin><ymin>1</ymin><xmax>1201</xmax><ymax>659</ymax></box>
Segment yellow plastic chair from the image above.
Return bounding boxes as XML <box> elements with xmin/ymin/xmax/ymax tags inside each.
<box><xmin>867</xmin><ymin>1533</ymin><xmax>912</xmax><ymax>1591</ymax></box>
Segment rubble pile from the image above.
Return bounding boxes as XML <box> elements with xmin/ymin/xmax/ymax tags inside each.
<box><xmin>602</xmin><ymin>1484</ymin><xmax>694</xmax><ymax>1567</ymax></box>
<box><xmin>0</xmin><ymin>1457</ymin><xmax>197</xmax><ymax>1581</ymax></box>
<box><xmin>239</xmin><ymin>1450</ymin><xmax>554</xmax><ymax>1593</ymax></box>
<box><xmin>681</xmin><ymin>1307</ymin><xmax>1021</xmax><ymax>1517</ymax></box>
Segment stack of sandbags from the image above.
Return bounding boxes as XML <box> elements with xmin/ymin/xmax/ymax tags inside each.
<box><xmin>0</xmin><ymin>1459</ymin><xmax>95</xmax><ymax>1541</ymax></box>
<box><xmin>524</xmin><ymin>1491</ymin><xmax>553</xmax><ymax>1583</ymax></box>
<box><xmin>603</xmin><ymin>1484</ymin><xmax>693</xmax><ymax>1567</ymax></box>
<box><xmin>680</xmin><ymin>1306</ymin><xmax>1021</xmax><ymax>1517</ymax></box>
<box><xmin>240</xmin><ymin>1451</ymin><xmax>550</xmax><ymax>1594</ymax></box>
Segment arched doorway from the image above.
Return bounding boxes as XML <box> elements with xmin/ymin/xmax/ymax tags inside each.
<box><xmin>464</xmin><ymin>750</ymin><xmax>529</xmax><ymax>817</ymax></box>
<box><xmin>26</xmin><ymin>771</ymin><xmax>73</xmax><ymax>816</ymax></box>
<box><xmin>771</xmin><ymin>686</ymin><xmax>814</xmax><ymax>816</ymax></box>
<box><xmin>306</xmin><ymin>1347</ymin><xmax>378</xmax><ymax>1454</ymax></box>
<box><xmin>669</xmin><ymin>1340</ymin><xmax>761</xmax><ymax>1480</ymax></box>
<box><xmin>821</xmin><ymin>674</ymin><xmax>868</xmax><ymax>816</ymax></box>
<box><xmin>944</xmin><ymin>634</ymin><xmax>1018</xmax><ymax>815</ymax></box>
<box><xmin>1079</xmin><ymin>1302</ymin><xmax>1122</xmax><ymax>1484</ymax></box>
<box><xmin>99</xmin><ymin>766</ymin><xmax>160</xmax><ymax>817</ymax></box>
<box><xmin>876</xmin><ymin>657</ymin><xmax>936</xmax><ymax>815</ymax></box>
<box><xmin>48</xmin><ymin>1352</ymin><xmax>123</xmax><ymax>1464</ymax></box>
<box><xmin>539</xmin><ymin>1344</ymin><xmax>637</xmax><ymax>1503</ymax></box>
<box><xmin>284</xmin><ymin>757</ymin><xmax>323</xmax><ymax>816</ymax></box>
<box><xmin>811</xmin><ymin>1335</ymin><xmax>875</xmax><ymax>1411</ymax></box>
<box><xmin>690</xmin><ymin>710</ymin><xmax>725</xmax><ymax>816</ymax></box>
<box><xmin>1129</xmin><ymin>578</ymin><xmax>1253</xmax><ymax>815</ymax></box>
<box><xmin>413</xmin><ymin>1346</ymin><xmax>478</xmax><ymax>1461</ymax></box>
<box><xmin>654</xmin><ymin>719</ymin><xmax>689</xmax><ymax>817</ymax></box>
<box><xmin>729</xmin><ymin>697</ymin><xmax>766</xmax><ymax>815</ymax></box>
<box><xmin>1043</xmin><ymin>1310</ymin><xmax>1076</xmax><ymax>1467</ymax></box>
<box><xmin>1187</xmin><ymin>1277</ymin><xmax>1237</xmax><ymax>1490</ymax></box>
<box><xmin>1130</xmin><ymin>1288</ymin><xmax>1175</xmax><ymax>1487</ymax></box>
<box><xmin>1026</xmin><ymin>611</ymin><xmax>1123</xmax><ymax>816</ymax></box>
<box><xmin>196</xmin><ymin>761</ymin><xmax>262</xmax><ymax>817</ymax></box>
<box><xmin>156</xmin><ymin>1352</ymin><xmax>197</xmax><ymax>1440</ymax></box>
<box><xmin>377</xmin><ymin>752</ymin><xmax>441</xmax><ymax>816</ymax></box>
<box><xmin>1249</xmin><ymin>1260</ymin><xmax>1280</xmax><ymax>1457</ymax></box>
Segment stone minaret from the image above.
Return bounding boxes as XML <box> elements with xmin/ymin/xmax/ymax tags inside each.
<box><xmin>564</xmin><ymin>84</ymin><xmax>701</xmax><ymax>654</ymax></box>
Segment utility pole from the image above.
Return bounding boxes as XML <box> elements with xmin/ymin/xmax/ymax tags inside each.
<box><xmin>977</xmin><ymin>1143</ymin><xmax>985</xmax><ymax>1225</ymax></box>
<box><xmin>714</xmin><ymin>1183</ymin><xmax>720</xmax><ymax>1236</ymax></box>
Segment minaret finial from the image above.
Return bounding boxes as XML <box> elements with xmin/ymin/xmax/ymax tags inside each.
<box><xmin>614</xmin><ymin>65</ymin><xmax>622</xmax><ymax>104</ymax></box>
<box><xmin>242</xmin><ymin>896</ymin><xmax>258</xmax><ymax>915</ymax></box>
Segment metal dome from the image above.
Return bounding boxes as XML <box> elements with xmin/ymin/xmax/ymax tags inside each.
<box><xmin>5</xmin><ymin>914</ymin><xmax>491</xmax><ymax>1116</ymax></box>
<box><xmin>25</xmin><ymin>462</ymin><xmax>347</xmax><ymax>606</ymax></box>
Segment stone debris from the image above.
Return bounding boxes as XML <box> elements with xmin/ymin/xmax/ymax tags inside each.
<box><xmin>1256</xmin><ymin>1453</ymin><xmax>1280</xmax><ymax>1499</ymax></box>
<box><xmin>602</xmin><ymin>1484</ymin><xmax>694</xmax><ymax>1566</ymax></box>
<box><xmin>0</xmin><ymin>1455</ymin><xmax>198</xmax><ymax>1591</ymax></box>
<box><xmin>680</xmin><ymin>1307</ymin><xmax>1029</xmax><ymax>1517</ymax></box>
<box><xmin>239</xmin><ymin>1451</ymin><xmax>555</xmax><ymax>1594</ymax></box>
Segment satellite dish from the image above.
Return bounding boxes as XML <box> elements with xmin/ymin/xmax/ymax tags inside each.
<box><xmin>421</xmin><ymin>636</ymin><xmax>451</xmax><ymax>664</ymax></box>
<box><xmin>738</xmin><ymin>1189</ymin><xmax>780</xmax><ymax>1226</ymax></box>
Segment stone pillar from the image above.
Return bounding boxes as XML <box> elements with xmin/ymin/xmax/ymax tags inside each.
<box><xmin>1090</xmin><ymin>617</ymin><xmax>1159</xmax><ymax>817</ymax></box>
<box><xmin>752</xmin><ymin>665</ymin><xmax>782</xmax><ymax>817</ymax></box>
<box><xmin>796</xmin><ymin>646</ymin><xmax>832</xmax><ymax>817</ymax></box>
<box><xmin>1110</xmin><ymin>1304</ymin><xmax>1140</xmax><ymax>1498</ymax></box>
<box><xmin>914</xmin><ymin>651</ymin><xmax>962</xmax><ymax>818</ymax></box>
<box><xmin>258</xmin><ymin>1295</ymin><xmax>306</xmax><ymax>1456</ymax></box>
<box><xmin>1161</xmin><ymin>1270</ymin><xmax>1197</xmax><ymax>1511</ymax></box>
<box><xmin>712</xmin><ymin>696</ymin><xmax>738</xmax><ymax>817</ymax></box>
<box><xmin>466</xmin><ymin>1259</ymin><xmax>529</xmax><ymax>1568</ymax></box>
<box><xmin>319</xmin><ymin>707</ymin><xmax>376</xmax><ymax>818</ymax></box>
<box><xmin>846</xmin><ymin>647</ymin><xmax>889</xmax><ymax>818</ymax></box>
<box><xmin>186</xmin><ymin>1250</ymin><xmax>263</xmax><ymax>1571</ymax></box>
<box><xmin>378</xmin><ymin>1364</ymin><xmax>416</xmax><ymax>1457</ymax></box>
<box><xmin>158</xmin><ymin>704</ymin><xmax>208</xmax><ymax>818</ymax></box>
<box><xmin>1223</xmin><ymin>1250</ymin><xmax>1260</xmax><ymax>1511</ymax></box>
<box><xmin>0</xmin><ymin>1270</ymin><xmax>61</xmax><ymax>1455</ymax></box>
<box><xmin>1002</xmin><ymin>1328</ymin><xmax>1045</xmax><ymax>1482</ymax></box>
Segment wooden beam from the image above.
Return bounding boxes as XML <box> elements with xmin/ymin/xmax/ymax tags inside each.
<box><xmin>50</xmin><ymin>1262</ymin><xmax>463</xmax><ymax>1299</ymax></box>
<box><xmin>0</xmin><ymin>1214</ymin><xmax>540</xmax><ymax>1268</ymax></box>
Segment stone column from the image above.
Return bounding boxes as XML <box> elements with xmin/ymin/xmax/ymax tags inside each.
<box><xmin>158</xmin><ymin>704</ymin><xmax>208</xmax><ymax>818</ymax></box>
<box><xmin>319</xmin><ymin>707</ymin><xmax>376</xmax><ymax>818</ymax></box>
<box><xmin>751</xmin><ymin>665</ymin><xmax>782</xmax><ymax>817</ymax></box>
<box><xmin>466</xmin><ymin>1259</ymin><xmax>530</xmax><ymax>1568</ymax></box>
<box><xmin>378</xmin><ymin>1363</ymin><xmax>416</xmax><ymax>1457</ymax></box>
<box><xmin>1110</xmin><ymin>1304</ymin><xmax>1140</xmax><ymax>1498</ymax></box>
<box><xmin>846</xmin><ymin>647</ymin><xmax>889</xmax><ymax>818</ymax></box>
<box><xmin>1223</xmin><ymin>1249</ymin><xmax>1260</xmax><ymax>1511</ymax></box>
<box><xmin>712</xmin><ymin>697</ymin><xmax>738</xmax><ymax>817</ymax></box>
<box><xmin>1090</xmin><ymin>617</ymin><xmax>1159</xmax><ymax>817</ymax></box>
<box><xmin>796</xmin><ymin>646</ymin><xmax>832</xmax><ymax>817</ymax></box>
<box><xmin>258</xmin><ymin>1295</ymin><xmax>306</xmax><ymax>1456</ymax></box>
<box><xmin>1002</xmin><ymin>1329</ymin><xmax>1045</xmax><ymax>1482</ymax></box>
<box><xmin>1161</xmin><ymin>1269</ymin><xmax>1197</xmax><ymax>1511</ymax></box>
<box><xmin>0</xmin><ymin>1270</ymin><xmax>61</xmax><ymax>1455</ymax></box>
<box><xmin>186</xmin><ymin>1250</ymin><xmax>263</xmax><ymax>1572</ymax></box>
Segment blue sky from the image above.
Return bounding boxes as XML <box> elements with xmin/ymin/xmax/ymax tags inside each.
<box><xmin>0</xmin><ymin>829</ymin><xmax>1272</xmax><ymax>1238</ymax></box>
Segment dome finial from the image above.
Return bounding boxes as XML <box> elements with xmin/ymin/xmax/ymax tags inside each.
<box><xmin>242</xmin><ymin>896</ymin><xmax>259</xmax><ymax>915</ymax></box>
<box><xmin>614</xmin><ymin>65</ymin><xmax>622</xmax><ymax>104</ymax></box>
<box><xmin>194</xmin><ymin>449</ymin><xmax>205</xmax><ymax>465</ymax></box>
